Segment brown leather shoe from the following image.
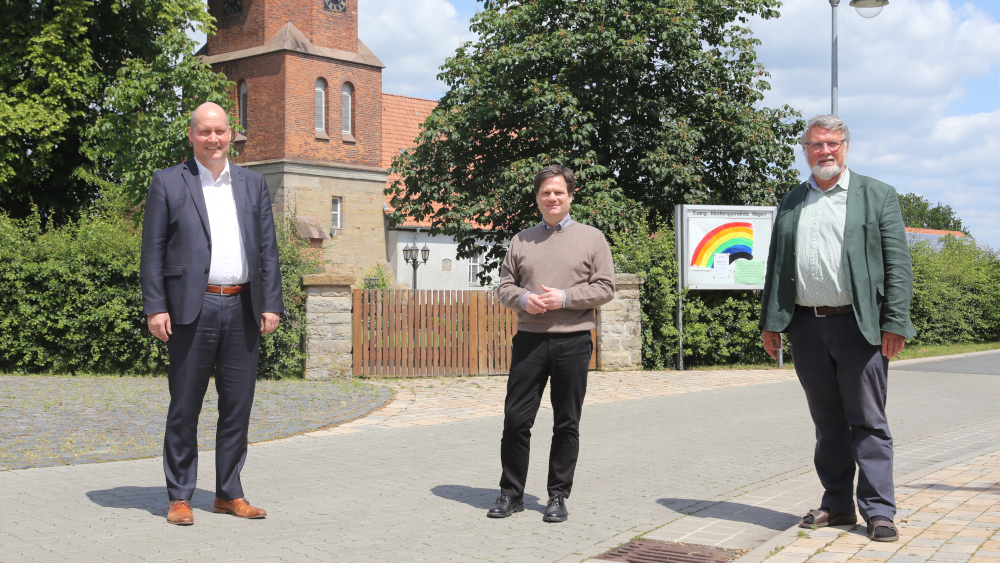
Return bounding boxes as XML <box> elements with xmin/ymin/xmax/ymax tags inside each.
<box><xmin>213</xmin><ymin>497</ymin><xmax>267</xmax><ymax>519</ymax></box>
<box><xmin>167</xmin><ymin>500</ymin><xmax>194</xmax><ymax>525</ymax></box>
<box><xmin>799</xmin><ymin>507</ymin><xmax>857</xmax><ymax>528</ymax></box>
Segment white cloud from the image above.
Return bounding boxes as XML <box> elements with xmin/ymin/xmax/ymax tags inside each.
<box><xmin>359</xmin><ymin>0</ymin><xmax>477</xmax><ymax>100</ymax></box>
<box><xmin>752</xmin><ymin>0</ymin><xmax>1000</xmax><ymax>247</ymax></box>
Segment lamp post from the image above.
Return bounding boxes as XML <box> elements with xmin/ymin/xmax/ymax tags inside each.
<box><xmin>403</xmin><ymin>242</ymin><xmax>430</xmax><ymax>290</ymax></box>
<box><xmin>829</xmin><ymin>0</ymin><xmax>888</xmax><ymax>115</ymax></box>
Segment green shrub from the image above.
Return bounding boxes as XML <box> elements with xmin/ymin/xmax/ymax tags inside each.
<box><xmin>0</xmin><ymin>202</ymin><xmax>321</xmax><ymax>377</ymax></box>
<box><xmin>909</xmin><ymin>237</ymin><xmax>1000</xmax><ymax>345</ymax></box>
<box><xmin>257</xmin><ymin>213</ymin><xmax>324</xmax><ymax>379</ymax></box>
<box><xmin>0</xmin><ymin>208</ymin><xmax>166</xmax><ymax>374</ymax></box>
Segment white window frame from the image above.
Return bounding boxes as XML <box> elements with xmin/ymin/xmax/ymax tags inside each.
<box><xmin>468</xmin><ymin>253</ymin><xmax>483</xmax><ymax>286</ymax></box>
<box><xmin>342</xmin><ymin>83</ymin><xmax>353</xmax><ymax>135</ymax></box>
<box><xmin>331</xmin><ymin>197</ymin><xmax>342</xmax><ymax>231</ymax></box>
<box><xmin>315</xmin><ymin>79</ymin><xmax>326</xmax><ymax>132</ymax></box>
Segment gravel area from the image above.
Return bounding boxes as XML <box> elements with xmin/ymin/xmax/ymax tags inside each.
<box><xmin>0</xmin><ymin>375</ymin><xmax>392</xmax><ymax>470</ymax></box>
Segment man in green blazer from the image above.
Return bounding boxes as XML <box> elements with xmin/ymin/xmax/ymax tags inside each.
<box><xmin>760</xmin><ymin>115</ymin><xmax>914</xmax><ymax>543</ymax></box>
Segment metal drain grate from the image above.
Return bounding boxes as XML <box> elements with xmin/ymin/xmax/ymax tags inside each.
<box><xmin>596</xmin><ymin>540</ymin><xmax>746</xmax><ymax>563</ymax></box>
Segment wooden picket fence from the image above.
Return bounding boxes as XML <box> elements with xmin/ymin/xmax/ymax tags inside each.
<box><xmin>352</xmin><ymin>289</ymin><xmax>515</xmax><ymax>376</ymax></box>
<box><xmin>351</xmin><ymin>289</ymin><xmax>596</xmax><ymax>377</ymax></box>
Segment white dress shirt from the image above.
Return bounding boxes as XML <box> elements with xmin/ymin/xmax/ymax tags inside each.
<box><xmin>194</xmin><ymin>158</ymin><xmax>249</xmax><ymax>285</ymax></box>
<box><xmin>794</xmin><ymin>167</ymin><xmax>852</xmax><ymax>307</ymax></box>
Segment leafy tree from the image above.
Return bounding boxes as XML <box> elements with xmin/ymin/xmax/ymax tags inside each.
<box><xmin>0</xmin><ymin>0</ymin><xmax>229</xmax><ymax>221</ymax></box>
<box><xmin>898</xmin><ymin>192</ymin><xmax>971</xmax><ymax>236</ymax></box>
<box><xmin>387</xmin><ymin>0</ymin><xmax>803</xmax><ymax>275</ymax></box>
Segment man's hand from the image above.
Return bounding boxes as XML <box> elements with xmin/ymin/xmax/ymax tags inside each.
<box><xmin>881</xmin><ymin>331</ymin><xmax>905</xmax><ymax>359</ymax></box>
<box><xmin>537</xmin><ymin>285</ymin><xmax>564</xmax><ymax>311</ymax></box>
<box><xmin>261</xmin><ymin>312</ymin><xmax>280</xmax><ymax>335</ymax></box>
<box><xmin>761</xmin><ymin>329</ymin><xmax>782</xmax><ymax>360</ymax></box>
<box><xmin>524</xmin><ymin>293</ymin><xmax>547</xmax><ymax>315</ymax></box>
<box><xmin>148</xmin><ymin>312</ymin><xmax>172</xmax><ymax>342</ymax></box>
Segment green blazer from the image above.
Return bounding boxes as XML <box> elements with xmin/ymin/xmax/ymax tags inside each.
<box><xmin>759</xmin><ymin>172</ymin><xmax>915</xmax><ymax>346</ymax></box>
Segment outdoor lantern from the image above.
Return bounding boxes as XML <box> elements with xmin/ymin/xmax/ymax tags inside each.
<box><xmin>421</xmin><ymin>244</ymin><xmax>430</xmax><ymax>263</ymax></box>
<box><xmin>403</xmin><ymin>243</ymin><xmax>415</xmax><ymax>262</ymax></box>
<box><xmin>850</xmin><ymin>0</ymin><xmax>887</xmax><ymax>18</ymax></box>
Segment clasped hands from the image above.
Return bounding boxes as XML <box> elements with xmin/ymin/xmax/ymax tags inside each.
<box><xmin>147</xmin><ymin>312</ymin><xmax>281</xmax><ymax>342</ymax></box>
<box><xmin>523</xmin><ymin>284</ymin><xmax>564</xmax><ymax>315</ymax></box>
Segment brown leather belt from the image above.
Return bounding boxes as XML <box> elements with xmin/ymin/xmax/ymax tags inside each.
<box><xmin>206</xmin><ymin>284</ymin><xmax>244</xmax><ymax>295</ymax></box>
<box><xmin>797</xmin><ymin>304</ymin><xmax>852</xmax><ymax>317</ymax></box>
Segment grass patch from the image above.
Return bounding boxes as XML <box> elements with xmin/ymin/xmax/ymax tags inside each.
<box><xmin>683</xmin><ymin>340</ymin><xmax>1000</xmax><ymax>371</ymax></box>
<box><xmin>893</xmin><ymin>341</ymin><xmax>1000</xmax><ymax>361</ymax></box>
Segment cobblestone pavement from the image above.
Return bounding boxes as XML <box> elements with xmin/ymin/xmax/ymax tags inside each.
<box><xmin>1</xmin><ymin>351</ymin><xmax>999</xmax><ymax>562</ymax></box>
<box><xmin>0</xmin><ymin>376</ymin><xmax>392</xmax><ymax>470</ymax></box>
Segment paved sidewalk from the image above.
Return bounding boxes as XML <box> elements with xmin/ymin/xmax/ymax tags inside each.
<box><xmin>2</xmin><ymin>350</ymin><xmax>1000</xmax><ymax>562</ymax></box>
<box><xmin>756</xmin><ymin>448</ymin><xmax>1000</xmax><ymax>563</ymax></box>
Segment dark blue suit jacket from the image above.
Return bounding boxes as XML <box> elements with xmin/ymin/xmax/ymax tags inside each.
<box><xmin>140</xmin><ymin>160</ymin><xmax>283</xmax><ymax>326</ymax></box>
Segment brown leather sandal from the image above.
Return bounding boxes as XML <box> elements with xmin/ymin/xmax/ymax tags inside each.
<box><xmin>867</xmin><ymin>519</ymin><xmax>899</xmax><ymax>542</ymax></box>
<box><xmin>799</xmin><ymin>507</ymin><xmax>858</xmax><ymax>528</ymax></box>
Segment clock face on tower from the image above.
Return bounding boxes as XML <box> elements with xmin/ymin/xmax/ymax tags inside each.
<box><xmin>223</xmin><ymin>0</ymin><xmax>242</xmax><ymax>15</ymax></box>
<box><xmin>323</xmin><ymin>0</ymin><xmax>347</xmax><ymax>12</ymax></box>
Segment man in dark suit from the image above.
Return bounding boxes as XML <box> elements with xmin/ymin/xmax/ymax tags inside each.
<box><xmin>760</xmin><ymin>115</ymin><xmax>914</xmax><ymax>543</ymax></box>
<box><xmin>141</xmin><ymin>102</ymin><xmax>283</xmax><ymax>525</ymax></box>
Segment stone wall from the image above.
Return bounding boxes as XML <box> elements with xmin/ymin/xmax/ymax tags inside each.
<box><xmin>302</xmin><ymin>274</ymin><xmax>355</xmax><ymax>381</ymax></box>
<box><xmin>596</xmin><ymin>273</ymin><xmax>644</xmax><ymax>372</ymax></box>
<box><xmin>249</xmin><ymin>160</ymin><xmax>390</xmax><ymax>279</ymax></box>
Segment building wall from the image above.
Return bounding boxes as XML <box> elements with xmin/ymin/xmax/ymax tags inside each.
<box><xmin>249</xmin><ymin>161</ymin><xmax>389</xmax><ymax>280</ymax></box>
<box><xmin>217</xmin><ymin>52</ymin><xmax>381</xmax><ymax>168</ymax></box>
<box><xmin>216</xmin><ymin>52</ymin><xmax>287</xmax><ymax>163</ymax></box>
<box><xmin>207</xmin><ymin>0</ymin><xmax>360</xmax><ymax>54</ymax></box>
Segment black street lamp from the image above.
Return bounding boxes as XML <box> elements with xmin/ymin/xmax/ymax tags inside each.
<box><xmin>404</xmin><ymin>243</ymin><xmax>430</xmax><ymax>289</ymax></box>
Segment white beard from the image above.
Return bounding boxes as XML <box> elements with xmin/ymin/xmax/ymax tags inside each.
<box><xmin>811</xmin><ymin>162</ymin><xmax>844</xmax><ymax>181</ymax></box>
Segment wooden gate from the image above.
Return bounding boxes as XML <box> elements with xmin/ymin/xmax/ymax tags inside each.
<box><xmin>351</xmin><ymin>289</ymin><xmax>596</xmax><ymax>377</ymax></box>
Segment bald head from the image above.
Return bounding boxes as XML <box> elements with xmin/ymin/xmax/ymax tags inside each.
<box><xmin>190</xmin><ymin>102</ymin><xmax>228</xmax><ymax>128</ymax></box>
<box><xmin>188</xmin><ymin>102</ymin><xmax>231</xmax><ymax>176</ymax></box>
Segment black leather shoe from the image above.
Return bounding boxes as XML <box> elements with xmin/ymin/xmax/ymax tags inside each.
<box><xmin>543</xmin><ymin>495</ymin><xmax>568</xmax><ymax>522</ymax></box>
<box><xmin>487</xmin><ymin>495</ymin><xmax>523</xmax><ymax>518</ymax></box>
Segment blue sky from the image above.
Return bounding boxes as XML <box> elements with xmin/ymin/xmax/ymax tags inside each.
<box><xmin>194</xmin><ymin>0</ymin><xmax>1000</xmax><ymax>247</ymax></box>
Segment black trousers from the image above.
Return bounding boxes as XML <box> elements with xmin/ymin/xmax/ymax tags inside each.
<box><xmin>500</xmin><ymin>330</ymin><xmax>592</xmax><ymax>500</ymax></box>
<box><xmin>789</xmin><ymin>309</ymin><xmax>895</xmax><ymax>522</ymax></box>
<box><xmin>164</xmin><ymin>290</ymin><xmax>260</xmax><ymax>501</ymax></box>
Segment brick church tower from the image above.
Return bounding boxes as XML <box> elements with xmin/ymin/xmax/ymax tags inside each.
<box><xmin>200</xmin><ymin>0</ymin><xmax>388</xmax><ymax>277</ymax></box>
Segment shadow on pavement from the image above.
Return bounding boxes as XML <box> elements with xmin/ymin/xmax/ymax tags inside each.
<box><xmin>86</xmin><ymin>486</ymin><xmax>216</xmax><ymax>516</ymax></box>
<box><xmin>657</xmin><ymin>498</ymin><xmax>801</xmax><ymax>531</ymax></box>
<box><xmin>431</xmin><ymin>485</ymin><xmax>541</xmax><ymax>511</ymax></box>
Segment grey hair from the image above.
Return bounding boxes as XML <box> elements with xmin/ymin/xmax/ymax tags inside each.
<box><xmin>800</xmin><ymin>114</ymin><xmax>851</xmax><ymax>148</ymax></box>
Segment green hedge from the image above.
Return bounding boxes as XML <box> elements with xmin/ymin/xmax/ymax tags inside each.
<box><xmin>909</xmin><ymin>237</ymin><xmax>1000</xmax><ymax>345</ymax></box>
<box><xmin>611</xmin><ymin>226</ymin><xmax>1000</xmax><ymax>369</ymax></box>
<box><xmin>0</xmin><ymin>205</ymin><xmax>320</xmax><ymax>377</ymax></box>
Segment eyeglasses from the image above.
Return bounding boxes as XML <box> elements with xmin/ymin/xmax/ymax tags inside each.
<box><xmin>804</xmin><ymin>140</ymin><xmax>846</xmax><ymax>152</ymax></box>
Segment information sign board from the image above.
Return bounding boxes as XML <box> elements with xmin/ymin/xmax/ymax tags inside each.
<box><xmin>675</xmin><ymin>204</ymin><xmax>777</xmax><ymax>290</ymax></box>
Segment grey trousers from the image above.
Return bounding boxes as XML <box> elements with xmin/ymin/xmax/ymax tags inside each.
<box><xmin>789</xmin><ymin>309</ymin><xmax>895</xmax><ymax>522</ymax></box>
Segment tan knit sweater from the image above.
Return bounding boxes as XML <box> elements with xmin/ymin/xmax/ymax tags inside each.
<box><xmin>498</xmin><ymin>222</ymin><xmax>616</xmax><ymax>333</ymax></box>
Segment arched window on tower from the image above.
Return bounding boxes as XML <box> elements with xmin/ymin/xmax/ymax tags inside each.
<box><xmin>342</xmin><ymin>82</ymin><xmax>355</xmax><ymax>142</ymax></box>
<box><xmin>315</xmin><ymin>78</ymin><xmax>328</xmax><ymax>140</ymax></box>
<box><xmin>237</xmin><ymin>81</ymin><xmax>248</xmax><ymax>141</ymax></box>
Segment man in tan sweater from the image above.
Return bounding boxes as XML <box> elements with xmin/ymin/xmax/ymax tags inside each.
<box><xmin>488</xmin><ymin>165</ymin><xmax>615</xmax><ymax>523</ymax></box>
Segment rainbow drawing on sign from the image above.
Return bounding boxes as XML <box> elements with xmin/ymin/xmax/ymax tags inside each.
<box><xmin>690</xmin><ymin>222</ymin><xmax>753</xmax><ymax>268</ymax></box>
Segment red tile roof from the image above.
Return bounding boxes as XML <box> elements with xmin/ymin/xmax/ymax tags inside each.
<box><xmin>382</xmin><ymin>93</ymin><xmax>439</xmax><ymax>227</ymax></box>
<box><xmin>904</xmin><ymin>227</ymin><xmax>966</xmax><ymax>237</ymax></box>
